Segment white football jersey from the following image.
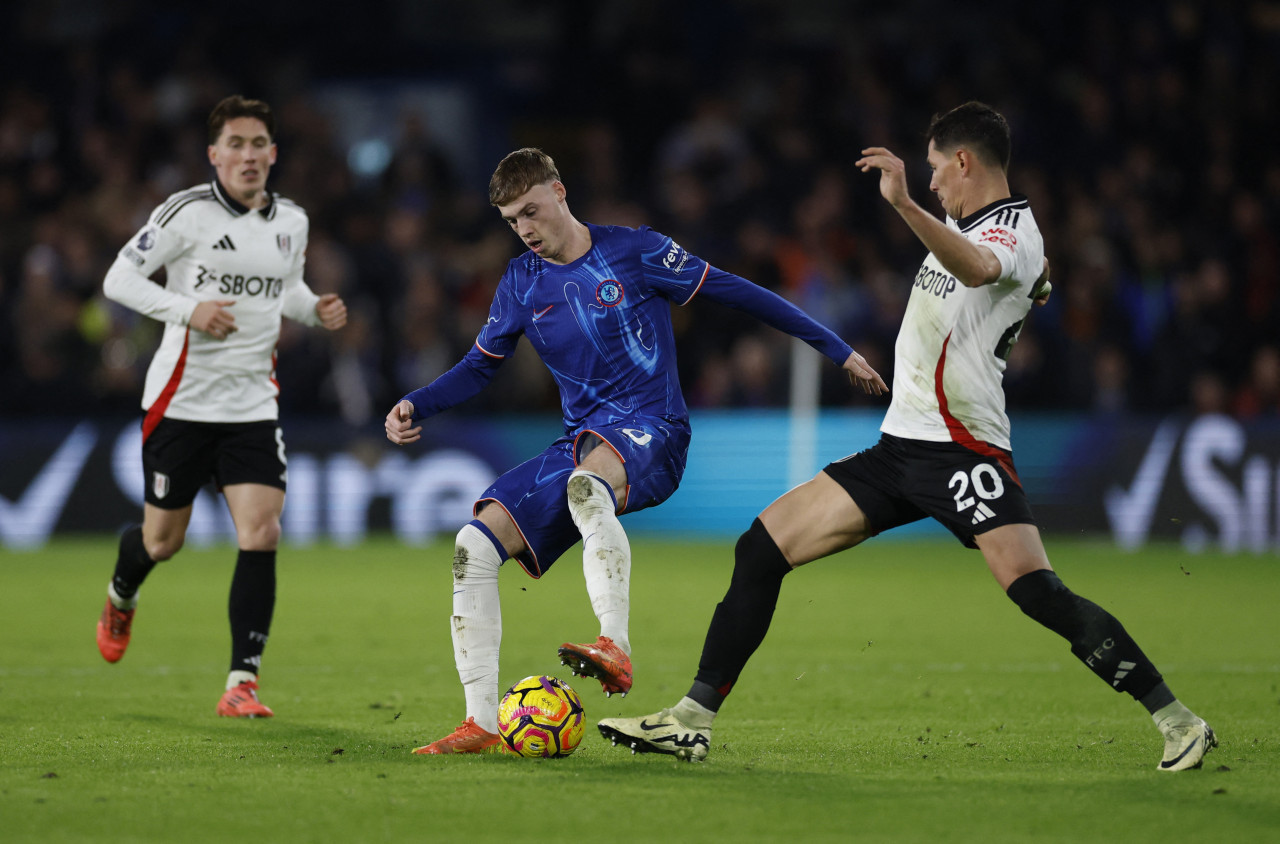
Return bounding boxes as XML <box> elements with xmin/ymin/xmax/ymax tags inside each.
<box><xmin>104</xmin><ymin>179</ymin><xmax>321</xmax><ymax>430</ymax></box>
<box><xmin>880</xmin><ymin>195</ymin><xmax>1044</xmax><ymax>452</ymax></box>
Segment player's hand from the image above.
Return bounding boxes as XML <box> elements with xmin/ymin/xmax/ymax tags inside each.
<box><xmin>385</xmin><ymin>400</ymin><xmax>422</xmax><ymax>445</ymax></box>
<box><xmin>316</xmin><ymin>293</ymin><xmax>348</xmax><ymax>330</ymax></box>
<box><xmin>856</xmin><ymin>146</ymin><xmax>910</xmax><ymax>208</ymax></box>
<box><xmin>1032</xmin><ymin>257</ymin><xmax>1052</xmax><ymax>306</ymax></box>
<box><xmin>843</xmin><ymin>350</ymin><xmax>889</xmax><ymax>396</ymax></box>
<box><xmin>190</xmin><ymin>300</ymin><xmax>237</xmax><ymax>340</ymax></box>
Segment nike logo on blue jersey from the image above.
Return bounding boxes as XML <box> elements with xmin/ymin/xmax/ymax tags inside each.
<box><xmin>533</xmin><ymin>305</ymin><xmax>554</xmax><ymax>320</ymax></box>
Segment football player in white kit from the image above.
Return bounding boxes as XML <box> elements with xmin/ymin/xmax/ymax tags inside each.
<box><xmin>600</xmin><ymin>102</ymin><xmax>1215</xmax><ymax>771</ymax></box>
<box><xmin>95</xmin><ymin>95</ymin><xmax>347</xmax><ymax>717</ymax></box>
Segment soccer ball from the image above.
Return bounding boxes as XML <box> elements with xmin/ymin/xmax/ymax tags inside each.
<box><xmin>496</xmin><ymin>675</ymin><xmax>585</xmax><ymax>758</ymax></box>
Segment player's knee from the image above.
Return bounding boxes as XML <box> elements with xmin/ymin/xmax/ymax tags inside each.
<box><xmin>454</xmin><ymin>523</ymin><xmax>501</xmax><ymax>584</ymax></box>
<box><xmin>144</xmin><ymin>530</ymin><xmax>183</xmax><ymax>561</ymax></box>
<box><xmin>567</xmin><ymin>470</ymin><xmax>615</xmax><ymax>513</ymax></box>
<box><xmin>732</xmin><ymin>518</ymin><xmax>793</xmax><ymax>585</ymax></box>
<box><xmin>237</xmin><ymin>519</ymin><xmax>281</xmax><ymax>552</ymax></box>
<box><xmin>1006</xmin><ymin>569</ymin><xmax>1081</xmax><ymax>637</ymax></box>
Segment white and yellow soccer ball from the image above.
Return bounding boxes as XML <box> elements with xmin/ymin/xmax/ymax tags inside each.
<box><xmin>496</xmin><ymin>675</ymin><xmax>586</xmax><ymax>758</ymax></box>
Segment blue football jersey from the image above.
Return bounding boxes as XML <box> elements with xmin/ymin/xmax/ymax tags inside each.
<box><xmin>475</xmin><ymin>223</ymin><xmax>702</xmax><ymax>432</ymax></box>
<box><xmin>402</xmin><ymin>223</ymin><xmax>852</xmax><ymax>435</ymax></box>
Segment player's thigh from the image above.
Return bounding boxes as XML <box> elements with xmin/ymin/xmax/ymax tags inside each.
<box><xmin>758</xmin><ymin>471</ymin><xmax>873</xmax><ymax>567</ymax></box>
<box><xmin>213</xmin><ymin>421</ymin><xmax>288</xmax><ymax>549</ymax></box>
<box><xmin>474</xmin><ymin>442</ymin><xmax>580</xmax><ymax>578</ymax></box>
<box><xmin>575</xmin><ymin>434</ymin><xmax>627</xmax><ymax>502</ymax></box>
<box><xmin>223</xmin><ymin>483</ymin><xmax>286</xmax><ymax>551</ymax></box>
<box><xmin>974</xmin><ymin>522</ymin><xmax>1052</xmax><ymax>590</ymax></box>
<box><xmin>574</xmin><ymin>420</ymin><xmax>689</xmax><ymax>514</ymax></box>
<box><xmin>474</xmin><ymin>499</ymin><xmax>528</xmax><ymax>559</ymax></box>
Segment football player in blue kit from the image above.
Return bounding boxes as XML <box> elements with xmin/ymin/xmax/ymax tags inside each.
<box><xmin>385</xmin><ymin>147</ymin><xmax>887</xmax><ymax>754</ymax></box>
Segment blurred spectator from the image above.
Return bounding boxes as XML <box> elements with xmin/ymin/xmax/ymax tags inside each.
<box><xmin>1233</xmin><ymin>346</ymin><xmax>1280</xmax><ymax>420</ymax></box>
<box><xmin>0</xmin><ymin>1</ymin><xmax>1276</xmax><ymax>423</ymax></box>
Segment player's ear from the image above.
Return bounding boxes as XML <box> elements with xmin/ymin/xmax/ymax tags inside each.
<box><xmin>552</xmin><ymin>180</ymin><xmax>567</xmax><ymax>203</ymax></box>
<box><xmin>207</xmin><ymin>145</ymin><xmax>218</xmax><ymax>166</ymax></box>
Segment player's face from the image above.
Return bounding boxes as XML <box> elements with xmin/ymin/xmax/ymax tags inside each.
<box><xmin>497</xmin><ymin>181</ymin><xmax>573</xmax><ymax>263</ymax></box>
<box><xmin>208</xmin><ymin>117</ymin><xmax>277</xmax><ymax>207</ymax></box>
<box><xmin>927</xmin><ymin>140</ymin><xmax>965</xmax><ymax>220</ymax></box>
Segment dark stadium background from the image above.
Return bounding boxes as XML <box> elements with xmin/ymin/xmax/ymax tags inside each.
<box><xmin>1</xmin><ymin>1</ymin><xmax>1277</xmax><ymax>550</ymax></box>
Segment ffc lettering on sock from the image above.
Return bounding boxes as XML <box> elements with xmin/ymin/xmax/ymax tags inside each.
<box><xmin>1006</xmin><ymin>569</ymin><xmax>1163</xmax><ymax>700</ymax></box>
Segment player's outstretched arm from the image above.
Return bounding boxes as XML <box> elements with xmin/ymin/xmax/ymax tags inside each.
<box><xmin>856</xmin><ymin>146</ymin><xmax>1001</xmax><ymax>288</ymax></box>
<box><xmin>315</xmin><ymin>293</ymin><xmax>348</xmax><ymax>330</ymax></box>
<box><xmin>843</xmin><ymin>350</ymin><xmax>888</xmax><ymax>396</ymax></box>
<box><xmin>189</xmin><ymin>299</ymin><xmax>238</xmax><ymax>341</ymax></box>
<box><xmin>385</xmin><ymin>400</ymin><xmax>422</xmax><ymax>445</ymax></box>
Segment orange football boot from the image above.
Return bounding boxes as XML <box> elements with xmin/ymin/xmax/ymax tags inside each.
<box><xmin>413</xmin><ymin>717</ymin><xmax>503</xmax><ymax>755</ymax></box>
<box><xmin>558</xmin><ymin>635</ymin><xmax>633</xmax><ymax>697</ymax></box>
<box><xmin>217</xmin><ymin>680</ymin><xmax>274</xmax><ymax>718</ymax></box>
<box><xmin>96</xmin><ymin>599</ymin><xmax>135</xmax><ymax>663</ymax></box>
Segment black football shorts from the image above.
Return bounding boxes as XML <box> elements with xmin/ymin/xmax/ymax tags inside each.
<box><xmin>141</xmin><ymin>418</ymin><xmax>287</xmax><ymax>509</ymax></box>
<box><xmin>822</xmin><ymin>432</ymin><xmax>1036</xmax><ymax>549</ymax></box>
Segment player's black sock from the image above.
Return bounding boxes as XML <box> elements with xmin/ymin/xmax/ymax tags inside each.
<box><xmin>1138</xmin><ymin>680</ymin><xmax>1177</xmax><ymax>715</ymax></box>
<box><xmin>1006</xmin><ymin>569</ymin><xmax>1163</xmax><ymax>700</ymax></box>
<box><xmin>688</xmin><ymin>519</ymin><xmax>793</xmax><ymax>712</ymax></box>
<box><xmin>228</xmin><ymin>550</ymin><xmax>276</xmax><ymax>675</ymax></box>
<box><xmin>111</xmin><ymin>524</ymin><xmax>158</xmax><ymax>600</ymax></box>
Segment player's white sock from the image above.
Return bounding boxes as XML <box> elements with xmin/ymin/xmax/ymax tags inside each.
<box><xmin>672</xmin><ymin>696</ymin><xmax>716</xmax><ymax>729</ymax></box>
<box><xmin>452</xmin><ymin>523</ymin><xmax>503</xmax><ymax>734</ymax></box>
<box><xmin>1152</xmin><ymin>699</ymin><xmax>1198</xmax><ymax>731</ymax></box>
<box><xmin>107</xmin><ymin>581</ymin><xmax>137</xmax><ymax>611</ymax></box>
<box><xmin>567</xmin><ymin>470</ymin><xmax>631</xmax><ymax>655</ymax></box>
<box><xmin>226</xmin><ymin>670</ymin><xmax>257</xmax><ymax>690</ymax></box>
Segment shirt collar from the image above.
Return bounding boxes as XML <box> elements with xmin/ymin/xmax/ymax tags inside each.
<box><xmin>212</xmin><ymin>178</ymin><xmax>277</xmax><ymax>220</ymax></box>
<box><xmin>953</xmin><ymin>194</ymin><xmax>1027</xmax><ymax>231</ymax></box>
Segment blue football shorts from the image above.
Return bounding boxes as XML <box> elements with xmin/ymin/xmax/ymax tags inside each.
<box><xmin>474</xmin><ymin>417</ymin><xmax>690</xmax><ymax>578</ymax></box>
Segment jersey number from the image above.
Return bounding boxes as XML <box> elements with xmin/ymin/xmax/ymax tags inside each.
<box><xmin>949</xmin><ymin>464</ymin><xmax>1005</xmax><ymax>512</ymax></box>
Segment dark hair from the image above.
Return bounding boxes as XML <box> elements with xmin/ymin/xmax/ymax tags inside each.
<box><xmin>207</xmin><ymin>95</ymin><xmax>275</xmax><ymax>145</ymax></box>
<box><xmin>489</xmin><ymin>148</ymin><xmax>561</xmax><ymax>206</ymax></box>
<box><xmin>926</xmin><ymin>101</ymin><xmax>1011</xmax><ymax>171</ymax></box>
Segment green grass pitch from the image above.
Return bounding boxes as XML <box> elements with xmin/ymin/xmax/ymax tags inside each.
<box><xmin>2</xmin><ymin>535</ymin><xmax>1277</xmax><ymax>842</ymax></box>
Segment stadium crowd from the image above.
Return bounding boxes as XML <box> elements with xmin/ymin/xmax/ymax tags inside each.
<box><xmin>1</xmin><ymin>1</ymin><xmax>1277</xmax><ymax>424</ymax></box>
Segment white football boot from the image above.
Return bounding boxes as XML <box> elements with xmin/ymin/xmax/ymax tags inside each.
<box><xmin>598</xmin><ymin>708</ymin><xmax>711</xmax><ymax>761</ymax></box>
<box><xmin>1156</xmin><ymin>716</ymin><xmax>1217</xmax><ymax>772</ymax></box>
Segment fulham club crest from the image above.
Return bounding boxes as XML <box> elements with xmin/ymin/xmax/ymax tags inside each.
<box><xmin>153</xmin><ymin>471</ymin><xmax>170</xmax><ymax>500</ymax></box>
<box><xmin>276</xmin><ymin>233</ymin><xmax>291</xmax><ymax>256</ymax></box>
